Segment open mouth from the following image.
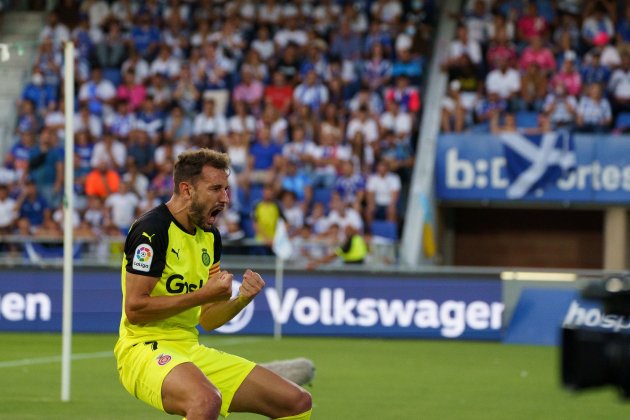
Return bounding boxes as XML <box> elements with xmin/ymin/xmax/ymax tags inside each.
<box><xmin>210</xmin><ymin>207</ymin><xmax>223</xmax><ymax>218</ymax></box>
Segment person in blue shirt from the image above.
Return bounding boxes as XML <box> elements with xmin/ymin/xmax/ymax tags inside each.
<box><xmin>279</xmin><ymin>160</ymin><xmax>313</xmax><ymax>207</ymax></box>
<box><xmin>391</xmin><ymin>48</ymin><xmax>423</xmax><ymax>85</ymax></box>
<box><xmin>22</xmin><ymin>71</ymin><xmax>51</xmax><ymax>113</ymax></box>
<box><xmin>247</xmin><ymin>126</ymin><xmax>282</xmax><ymax>188</ymax></box>
<box><xmin>28</xmin><ymin>128</ymin><xmax>64</xmax><ymax>208</ymax></box>
<box><xmin>580</xmin><ymin>51</ymin><xmax>611</xmax><ymax>85</ymax></box>
<box><xmin>129</xmin><ymin>15</ymin><xmax>161</xmax><ymax>60</ymax></box>
<box><xmin>16</xmin><ymin>180</ymin><xmax>49</xmax><ymax>228</ymax></box>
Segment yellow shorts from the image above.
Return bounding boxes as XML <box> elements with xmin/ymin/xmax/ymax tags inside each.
<box><xmin>115</xmin><ymin>339</ymin><xmax>256</xmax><ymax>417</ymax></box>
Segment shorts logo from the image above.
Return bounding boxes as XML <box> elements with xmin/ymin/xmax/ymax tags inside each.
<box><xmin>156</xmin><ymin>354</ymin><xmax>172</xmax><ymax>366</ymax></box>
<box><xmin>133</xmin><ymin>244</ymin><xmax>153</xmax><ymax>272</ymax></box>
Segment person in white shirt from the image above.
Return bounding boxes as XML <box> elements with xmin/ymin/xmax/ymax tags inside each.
<box><xmin>347</xmin><ymin>105</ymin><xmax>380</xmax><ymax>144</ymax></box>
<box><xmin>325</xmin><ymin>192</ymin><xmax>363</xmax><ymax>233</ymax></box>
<box><xmin>379</xmin><ymin>100</ymin><xmax>412</xmax><ymax>143</ymax></box>
<box><xmin>39</xmin><ymin>12</ymin><xmax>70</xmax><ymax>49</ymax></box>
<box><xmin>150</xmin><ymin>44</ymin><xmax>181</xmax><ymax>80</ymax></box>
<box><xmin>365</xmin><ymin>160</ymin><xmax>401</xmax><ymax>225</ymax></box>
<box><xmin>609</xmin><ymin>52</ymin><xmax>630</xmax><ymax>114</ymax></box>
<box><xmin>485</xmin><ymin>56</ymin><xmax>521</xmax><ymax>103</ymax></box>
<box><xmin>442</xmin><ymin>24</ymin><xmax>482</xmax><ymax>74</ymax></box>
<box><xmin>105</xmin><ymin>182</ymin><xmax>139</xmax><ymax>232</ymax></box>
<box><xmin>78</xmin><ymin>67</ymin><xmax>116</xmax><ymax>117</ymax></box>
<box><xmin>193</xmin><ymin>97</ymin><xmax>229</xmax><ymax>138</ymax></box>
<box><xmin>0</xmin><ymin>184</ymin><xmax>17</xmax><ymax>234</ymax></box>
<box><xmin>293</xmin><ymin>70</ymin><xmax>329</xmax><ymax>113</ymax></box>
<box><xmin>91</xmin><ymin>131</ymin><xmax>127</xmax><ymax>171</ymax></box>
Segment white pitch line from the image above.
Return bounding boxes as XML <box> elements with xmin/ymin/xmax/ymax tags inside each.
<box><xmin>0</xmin><ymin>337</ymin><xmax>265</xmax><ymax>369</ymax></box>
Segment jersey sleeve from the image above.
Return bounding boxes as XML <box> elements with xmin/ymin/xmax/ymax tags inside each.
<box><xmin>209</xmin><ymin>225</ymin><xmax>222</xmax><ymax>277</ymax></box>
<box><xmin>124</xmin><ymin>214</ymin><xmax>169</xmax><ymax>277</ymax></box>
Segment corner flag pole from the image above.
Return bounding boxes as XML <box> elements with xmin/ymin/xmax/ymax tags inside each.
<box><xmin>61</xmin><ymin>41</ymin><xmax>75</xmax><ymax>402</ymax></box>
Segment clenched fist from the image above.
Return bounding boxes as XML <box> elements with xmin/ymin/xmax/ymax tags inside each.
<box><xmin>202</xmin><ymin>270</ymin><xmax>233</xmax><ymax>302</ymax></box>
<box><xmin>239</xmin><ymin>269</ymin><xmax>265</xmax><ymax>301</ymax></box>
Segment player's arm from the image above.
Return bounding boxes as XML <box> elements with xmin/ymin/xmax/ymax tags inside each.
<box><xmin>199</xmin><ymin>269</ymin><xmax>265</xmax><ymax>331</ymax></box>
<box><xmin>125</xmin><ymin>270</ymin><xmax>233</xmax><ymax>325</ymax></box>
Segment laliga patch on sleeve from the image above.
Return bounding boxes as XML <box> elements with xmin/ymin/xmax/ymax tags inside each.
<box><xmin>133</xmin><ymin>244</ymin><xmax>154</xmax><ymax>272</ymax></box>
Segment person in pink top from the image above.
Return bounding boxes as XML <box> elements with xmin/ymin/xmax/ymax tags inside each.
<box><xmin>516</xmin><ymin>2</ymin><xmax>549</xmax><ymax>42</ymax></box>
<box><xmin>551</xmin><ymin>51</ymin><xmax>582</xmax><ymax>97</ymax></box>
<box><xmin>232</xmin><ymin>68</ymin><xmax>264</xmax><ymax>116</ymax></box>
<box><xmin>519</xmin><ymin>35</ymin><xmax>556</xmax><ymax>74</ymax></box>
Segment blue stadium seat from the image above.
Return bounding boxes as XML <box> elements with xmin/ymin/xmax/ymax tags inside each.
<box><xmin>370</xmin><ymin>221</ymin><xmax>398</xmax><ymax>241</ymax></box>
<box><xmin>515</xmin><ymin>111</ymin><xmax>539</xmax><ymax>128</ymax></box>
<box><xmin>103</xmin><ymin>67</ymin><xmax>122</xmax><ymax>86</ymax></box>
<box><xmin>241</xmin><ymin>218</ymin><xmax>256</xmax><ymax>238</ymax></box>
<box><xmin>615</xmin><ymin>112</ymin><xmax>630</xmax><ymax>130</ymax></box>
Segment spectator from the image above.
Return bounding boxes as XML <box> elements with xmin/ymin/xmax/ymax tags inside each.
<box><xmin>306</xmin><ymin>224</ymin><xmax>369</xmax><ymax>269</ymax></box>
<box><xmin>15</xmin><ymin>181</ymin><xmax>49</xmax><ymax>228</ymax></box>
<box><xmin>22</xmin><ymin>70</ymin><xmax>51</xmax><ymax>113</ymax></box>
<box><xmin>551</xmin><ymin>51</ymin><xmax>582</xmax><ymax>97</ymax></box>
<box><xmin>365</xmin><ymin>160</ymin><xmax>401</xmax><ymax>226</ymax></box>
<box><xmin>441</xmin><ymin>80</ymin><xmax>466</xmax><ymax>133</ymax></box>
<box><xmin>348</xmin><ymin>85</ymin><xmax>384</xmax><ymax>115</ymax></box>
<box><xmin>582</xmin><ymin>2</ymin><xmax>615</xmax><ymax>49</ymax></box>
<box><xmin>147</xmin><ymin>73</ymin><xmax>173</xmax><ymax>113</ymax></box>
<box><xmin>391</xmin><ymin>47</ymin><xmax>423</xmax><ymax>84</ymax></box>
<box><xmin>149</xmin><ymin>43</ymin><xmax>181</xmax><ymax>80</ymax></box>
<box><xmin>122</xmin><ymin>159</ymin><xmax>150</xmax><ymax>199</ymax></box>
<box><xmin>371</xmin><ymin>0</ymin><xmax>403</xmax><ymax>28</ymax></box>
<box><xmin>116</xmin><ymin>69</ymin><xmax>147</xmax><ymax>112</ymax></box>
<box><xmin>516</xmin><ymin>1</ymin><xmax>549</xmax><ymax>43</ymax></box>
<box><xmin>520</xmin><ymin>62</ymin><xmax>548</xmax><ymax>111</ymax></box>
<box><xmin>94</xmin><ymin>20</ymin><xmax>128</xmax><ymax>69</ymax></box>
<box><xmin>475</xmin><ymin>91</ymin><xmax>508</xmax><ymax>127</ymax></box>
<box><xmin>282</xmin><ymin>124</ymin><xmax>316</xmax><ymax>166</ymax></box>
<box><xmin>384</xmin><ymin>75</ymin><xmax>421</xmax><ymax>113</ymax></box>
<box><xmin>378</xmin><ymin>130</ymin><xmax>414</xmax><ymax>184</ymax></box>
<box><xmin>442</xmin><ymin>25</ymin><xmax>482</xmax><ymax>76</ymax></box>
<box><xmin>150</xmin><ymin>161</ymin><xmax>175</xmax><ymax>202</ymax></box>
<box><xmin>171</xmin><ymin>65</ymin><xmax>200</xmax><ymax>117</ymax></box>
<box><xmin>233</xmin><ymin>69</ymin><xmax>264</xmax><ymax>116</ymax></box>
<box><xmin>264</xmin><ymin>71</ymin><xmax>294</xmax><ymax>116</ymax></box>
<box><xmin>464</xmin><ymin>0</ymin><xmax>493</xmax><ymax>45</ymax></box>
<box><xmin>346</xmin><ymin>104</ymin><xmax>379</xmax><ymax>145</ymax></box>
<box><xmin>121</xmin><ymin>49</ymin><xmax>150</xmax><ymax>85</ymax></box>
<box><xmin>78</xmin><ymin>67</ymin><xmax>117</xmax><ymax>117</ymax></box>
<box><xmin>229</xmin><ymin>101</ymin><xmax>256</xmax><ymax>135</ymax></box>
<box><xmin>91</xmin><ymin>131</ymin><xmax>126</xmax><ymax>172</ymax></box>
<box><xmin>617</xmin><ymin>3</ymin><xmax>630</xmax><ymax>44</ymax></box>
<box><xmin>44</xmin><ymin>100</ymin><xmax>65</xmax><ymax>140</ymax></box>
<box><xmin>126</xmin><ymin>129</ymin><xmax>155</xmax><ymax>177</ymax></box>
<box><xmin>193</xmin><ymin>97</ymin><xmax>228</xmax><ymax>140</ymax></box>
<box><xmin>330</xmin><ymin>20</ymin><xmax>362</xmax><ymax>61</ymax></box>
<box><xmin>0</xmin><ymin>184</ymin><xmax>17</xmax><ymax>234</ymax></box>
<box><xmin>84</xmin><ymin>161</ymin><xmax>120</xmax><ymax>199</ymax></box>
<box><xmin>106</xmin><ymin>100</ymin><xmax>136</xmax><ymax>141</ymax></box>
<box><xmin>39</xmin><ymin>12</ymin><xmax>70</xmax><ymax>49</ymax></box>
<box><xmin>486</xmin><ymin>26</ymin><xmax>518</xmax><ymax>71</ymax></box>
<box><xmin>380</xmin><ymin>100</ymin><xmax>413</xmax><ymax>143</ymax></box>
<box><xmin>136</xmin><ymin>189</ymin><xmax>160</xmax><ymax>216</ymax></box>
<box><xmin>577</xmin><ymin>83</ymin><xmax>612</xmax><ymax>132</ymax></box>
<box><xmin>134</xmin><ymin>96</ymin><xmax>164</xmax><ymax>141</ymax></box>
<box><xmin>74</xmin><ymin>105</ymin><xmax>103</xmax><ymax>139</ymax></box>
<box><xmin>7</xmin><ymin>132</ymin><xmax>37</xmax><ymax>183</ymax></box>
<box><xmin>293</xmin><ymin>69</ymin><xmax>329</xmax><ymax>113</ymax></box>
<box><xmin>320</xmin><ymin>103</ymin><xmax>346</xmax><ymax>144</ymax></box>
<box><xmin>129</xmin><ymin>14</ymin><xmax>160</xmax><ymax>60</ymax></box>
<box><xmin>349</xmin><ymin>131</ymin><xmax>375</xmax><ymax>176</ymax></box>
<box><xmin>251</xmin><ymin>25</ymin><xmax>275</xmax><ymax>62</ymax></box>
<box><xmin>485</xmin><ymin>56</ymin><xmax>521</xmax><ymax>109</ymax></box>
<box><xmin>279</xmin><ymin>190</ymin><xmax>304</xmax><ymax>236</ymax></box>
<box><xmin>74</xmin><ymin>130</ymin><xmax>94</xmax><ymax>187</ymax></box>
<box><xmin>105</xmin><ymin>181</ymin><xmax>139</xmax><ymax>233</ymax></box>
<box><xmin>608</xmin><ymin>52</ymin><xmax>630</xmax><ymax>116</ymax></box>
<box><xmin>35</xmin><ymin>37</ymin><xmax>62</xmax><ymax>100</ymax></box>
<box><xmin>519</xmin><ymin>35</ymin><xmax>556</xmax><ymax>75</ymax></box>
<box><xmin>15</xmin><ymin>99</ymin><xmax>40</xmax><ymax>135</ymax></box>
<box><xmin>277</xmin><ymin>160</ymin><xmax>313</xmax><ymax>208</ymax></box>
<box><xmin>246</xmin><ymin>126</ymin><xmax>282</xmax><ymax>187</ymax></box>
<box><xmin>334</xmin><ymin>160</ymin><xmax>365</xmax><ymax>212</ymax></box>
<box><xmin>581</xmin><ymin>50</ymin><xmax>611</xmax><ymax>86</ymax></box>
<box><xmin>28</xmin><ymin>129</ymin><xmax>64</xmax><ymax>208</ymax></box>
<box><xmin>543</xmin><ymin>84</ymin><xmax>578</xmax><ymax>129</ymax></box>
<box><xmin>252</xmin><ymin>183</ymin><xmax>282</xmax><ymax>248</ymax></box>
<box><xmin>273</xmin><ymin>15</ymin><xmax>308</xmax><ymax>50</ymax></box>
<box><xmin>310</xmin><ymin>131</ymin><xmax>351</xmax><ymax>189</ymax></box>
<box><xmin>362</xmin><ymin>42</ymin><xmax>392</xmax><ymax>93</ymax></box>
<box><xmin>326</xmin><ymin>192</ymin><xmax>364</xmax><ymax>233</ymax></box>
<box><xmin>164</xmin><ymin>106</ymin><xmax>193</xmax><ymax>143</ymax></box>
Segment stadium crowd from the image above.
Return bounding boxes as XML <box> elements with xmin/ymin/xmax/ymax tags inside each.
<box><xmin>0</xmin><ymin>0</ymin><xmax>434</xmax><ymax>262</ymax></box>
<box><xmin>440</xmin><ymin>0</ymin><xmax>630</xmax><ymax>135</ymax></box>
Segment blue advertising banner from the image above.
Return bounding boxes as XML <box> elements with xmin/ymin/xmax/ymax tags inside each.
<box><xmin>504</xmin><ymin>287</ymin><xmax>613</xmax><ymax>346</ymax></box>
<box><xmin>436</xmin><ymin>133</ymin><xmax>630</xmax><ymax>204</ymax></box>
<box><xmin>0</xmin><ymin>270</ymin><xmax>503</xmax><ymax>340</ymax></box>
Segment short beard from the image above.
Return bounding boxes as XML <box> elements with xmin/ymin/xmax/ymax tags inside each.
<box><xmin>188</xmin><ymin>194</ymin><xmax>209</xmax><ymax>229</ymax></box>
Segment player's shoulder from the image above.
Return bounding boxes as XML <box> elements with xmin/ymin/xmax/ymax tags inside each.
<box><xmin>127</xmin><ymin>204</ymin><xmax>172</xmax><ymax>241</ymax></box>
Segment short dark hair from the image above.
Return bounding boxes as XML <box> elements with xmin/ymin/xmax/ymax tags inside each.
<box><xmin>173</xmin><ymin>148</ymin><xmax>230</xmax><ymax>194</ymax></box>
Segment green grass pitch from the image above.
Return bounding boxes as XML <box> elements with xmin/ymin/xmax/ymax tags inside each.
<box><xmin>0</xmin><ymin>333</ymin><xmax>627</xmax><ymax>419</ymax></box>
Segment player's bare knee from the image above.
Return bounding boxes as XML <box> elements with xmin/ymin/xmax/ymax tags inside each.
<box><xmin>187</xmin><ymin>388</ymin><xmax>222</xmax><ymax>418</ymax></box>
<box><xmin>290</xmin><ymin>388</ymin><xmax>312</xmax><ymax>414</ymax></box>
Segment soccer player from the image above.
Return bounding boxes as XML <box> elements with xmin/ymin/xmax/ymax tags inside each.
<box><xmin>114</xmin><ymin>149</ymin><xmax>312</xmax><ymax>419</ymax></box>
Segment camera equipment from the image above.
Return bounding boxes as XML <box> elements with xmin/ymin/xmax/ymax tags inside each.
<box><xmin>561</xmin><ymin>274</ymin><xmax>630</xmax><ymax>398</ymax></box>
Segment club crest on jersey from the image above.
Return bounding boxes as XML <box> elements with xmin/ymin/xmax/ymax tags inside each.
<box><xmin>133</xmin><ymin>244</ymin><xmax>153</xmax><ymax>272</ymax></box>
<box><xmin>156</xmin><ymin>354</ymin><xmax>172</xmax><ymax>366</ymax></box>
<box><xmin>201</xmin><ymin>248</ymin><xmax>211</xmax><ymax>266</ymax></box>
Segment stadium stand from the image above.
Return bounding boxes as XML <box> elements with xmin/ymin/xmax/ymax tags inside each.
<box><xmin>0</xmin><ymin>0</ymin><xmax>436</xmax><ymax>264</ymax></box>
